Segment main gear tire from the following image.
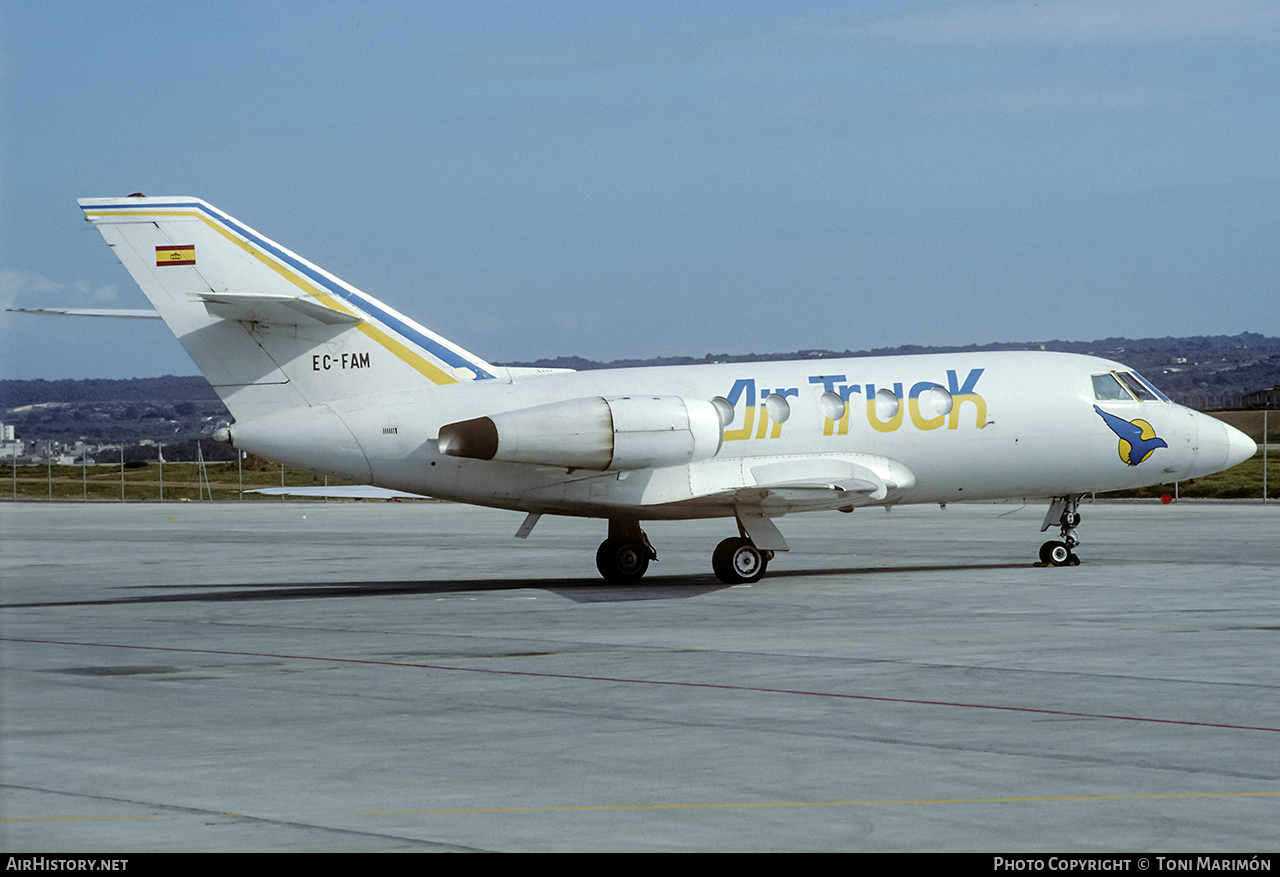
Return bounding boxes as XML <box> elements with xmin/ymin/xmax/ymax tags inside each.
<box><xmin>712</xmin><ymin>537</ymin><xmax>768</xmax><ymax>584</ymax></box>
<box><xmin>596</xmin><ymin>538</ymin><xmax>650</xmax><ymax>583</ymax></box>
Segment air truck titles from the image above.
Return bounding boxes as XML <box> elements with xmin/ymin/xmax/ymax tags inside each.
<box><xmin>721</xmin><ymin>367</ymin><xmax>986</xmax><ymax>440</ymax></box>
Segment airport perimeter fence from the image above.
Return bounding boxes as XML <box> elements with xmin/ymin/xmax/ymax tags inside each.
<box><xmin>1</xmin><ymin>457</ymin><xmax>404</xmax><ymax>504</ymax></box>
<box><xmin>1171</xmin><ymin>393</ymin><xmax>1242</xmax><ymax>410</ymax></box>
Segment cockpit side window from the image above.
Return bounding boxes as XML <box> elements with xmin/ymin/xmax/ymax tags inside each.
<box><xmin>1129</xmin><ymin>371</ymin><xmax>1172</xmax><ymax>402</ymax></box>
<box><xmin>1115</xmin><ymin>372</ymin><xmax>1159</xmax><ymax>401</ymax></box>
<box><xmin>1092</xmin><ymin>373</ymin><xmax>1131</xmax><ymax>401</ymax></box>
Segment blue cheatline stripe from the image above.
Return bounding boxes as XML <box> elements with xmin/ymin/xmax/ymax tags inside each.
<box><xmin>83</xmin><ymin>199</ymin><xmax>496</xmax><ymax>381</ymax></box>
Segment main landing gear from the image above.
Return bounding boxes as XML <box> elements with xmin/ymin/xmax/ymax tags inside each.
<box><xmin>1039</xmin><ymin>496</ymin><xmax>1082</xmax><ymax>566</ymax></box>
<box><xmin>595</xmin><ymin>517</ymin><xmax>777</xmax><ymax>584</ymax></box>
<box><xmin>712</xmin><ymin>537</ymin><xmax>771</xmax><ymax>584</ymax></box>
<box><xmin>595</xmin><ymin>518</ymin><xmax>657</xmax><ymax>583</ymax></box>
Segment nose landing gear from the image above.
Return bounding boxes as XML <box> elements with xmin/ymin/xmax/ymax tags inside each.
<box><xmin>1039</xmin><ymin>496</ymin><xmax>1082</xmax><ymax>566</ymax></box>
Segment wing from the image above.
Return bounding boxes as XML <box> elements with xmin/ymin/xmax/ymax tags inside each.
<box><xmin>664</xmin><ymin>453</ymin><xmax>916</xmax><ymax>516</ymax></box>
<box><xmin>247</xmin><ymin>485</ymin><xmax>430</xmax><ymax>499</ymax></box>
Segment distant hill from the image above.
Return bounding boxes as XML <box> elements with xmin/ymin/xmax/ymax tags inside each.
<box><xmin>498</xmin><ymin>332</ymin><xmax>1280</xmax><ymax>409</ymax></box>
<box><xmin>0</xmin><ymin>376</ymin><xmax>230</xmax><ymax>449</ymax></box>
<box><xmin>0</xmin><ymin>375</ymin><xmax>220</xmax><ymax>411</ymax></box>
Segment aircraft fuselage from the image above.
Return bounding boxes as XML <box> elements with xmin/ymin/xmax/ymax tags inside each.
<box><xmin>230</xmin><ymin>350</ymin><xmax>1244</xmax><ymax>520</ymax></box>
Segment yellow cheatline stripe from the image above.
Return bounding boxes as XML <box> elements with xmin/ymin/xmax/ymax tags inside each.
<box><xmin>1</xmin><ymin>815</ymin><xmax>155</xmax><ymax>823</ymax></box>
<box><xmin>83</xmin><ymin>209</ymin><xmax>458</xmax><ymax>385</ymax></box>
<box><xmin>364</xmin><ymin>791</ymin><xmax>1280</xmax><ymax>815</ymax></box>
<box><xmin>191</xmin><ymin>213</ymin><xmax>458</xmax><ymax>384</ymax></box>
<box><xmin>356</xmin><ymin>322</ymin><xmax>458</xmax><ymax>385</ymax></box>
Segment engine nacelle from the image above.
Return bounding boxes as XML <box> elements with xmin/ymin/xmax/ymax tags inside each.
<box><xmin>438</xmin><ymin>395</ymin><xmax>725</xmax><ymax>470</ymax></box>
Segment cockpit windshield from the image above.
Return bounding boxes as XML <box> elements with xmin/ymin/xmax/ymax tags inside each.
<box><xmin>1092</xmin><ymin>370</ymin><xmax>1172</xmax><ymax>403</ymax></box>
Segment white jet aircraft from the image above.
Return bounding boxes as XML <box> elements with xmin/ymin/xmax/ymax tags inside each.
<box><xmin>72</xmin><ymin>195</ymin><xmax>1257</xmax><ymax>583</ymax></box>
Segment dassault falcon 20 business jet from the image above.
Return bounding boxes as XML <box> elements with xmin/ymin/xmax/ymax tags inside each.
<box><xmin>69</xmin><ymin>195</ymin><xmax>1256</xmax><ymax>583</ymax></box>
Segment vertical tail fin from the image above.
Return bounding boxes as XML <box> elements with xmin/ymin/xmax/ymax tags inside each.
<box><xmin>79</xmin><ymin>196</ymin><xmax>496</xmax><ymax>421</ymax></box>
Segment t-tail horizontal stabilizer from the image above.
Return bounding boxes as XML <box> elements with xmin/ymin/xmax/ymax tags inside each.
<box><xmin>198</xmin><ymin>293</ymin><xmax>363</xmax><ymax>327</ymax></box>
<box><xmin>7</xmin><ymin>307</ymin><xmax>162</xmax><ymax>319</ymax></box>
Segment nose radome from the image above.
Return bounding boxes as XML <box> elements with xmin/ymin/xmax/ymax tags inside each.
<box><xmin>1189</xmin><ymin>414</ymin><xmax>1257</xmax><ymax>479</ymax></box>
<box><xmin>1224</xmin><ymin>421</ymin><xmax>1258</xmax><ymax>469</ymax></box>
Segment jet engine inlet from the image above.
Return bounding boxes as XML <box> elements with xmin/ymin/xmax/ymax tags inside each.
<box><xmin>436</xmin><ymin>417</ymin><xmax>499</xmax><ymax>461</ymax></box>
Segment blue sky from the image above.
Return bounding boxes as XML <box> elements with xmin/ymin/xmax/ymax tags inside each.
<box><xmin>3</xmin><ymin>0</ymin><xmax>1278</xmax><ymax>380</ymax></box>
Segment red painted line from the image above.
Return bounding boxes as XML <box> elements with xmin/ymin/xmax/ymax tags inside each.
<box><xmin>6</xmin><ymin>636</ymin><xmax>1279</xmax><ymax>733</ymax></box>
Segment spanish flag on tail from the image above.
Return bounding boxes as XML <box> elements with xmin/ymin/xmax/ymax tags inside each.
<box><xmin>155</xmin><ymin>244</ymin><xmax>195</xmax><ymax>266</ymax></box>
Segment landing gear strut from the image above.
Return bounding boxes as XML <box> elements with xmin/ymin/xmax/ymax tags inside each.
<box><xmin>1039</xmin><ymin>496</ymin><xmax>1082</xmax><ymax>566</ymax></box>
<box><xmin>596</xmin><ymin>518</ymin><xmax>656</xmax><ymax>583</ymax></box>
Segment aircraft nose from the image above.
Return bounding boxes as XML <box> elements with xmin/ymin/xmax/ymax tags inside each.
<box><xmin>1188</xmin><ymin>414</ymin><xmax>1256</xmax><ymax>478</ymax></box>
<box><xmin>1223</xmin><ymin>421</ymin><xmax>1257</xmax><ymax>469</ymax></box>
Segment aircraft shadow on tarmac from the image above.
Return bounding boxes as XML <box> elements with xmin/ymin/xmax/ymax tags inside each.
<box><xmin>3</xmin><ymin>562</ymin><xmax>1029</xmax><ymax>608</ymax></box>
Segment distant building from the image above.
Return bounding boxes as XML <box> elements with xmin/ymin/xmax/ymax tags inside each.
<box><xmin>1241</xmin><ymin>385</ymin><xmax>1280</xmax><ymax>408</ymax></box>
